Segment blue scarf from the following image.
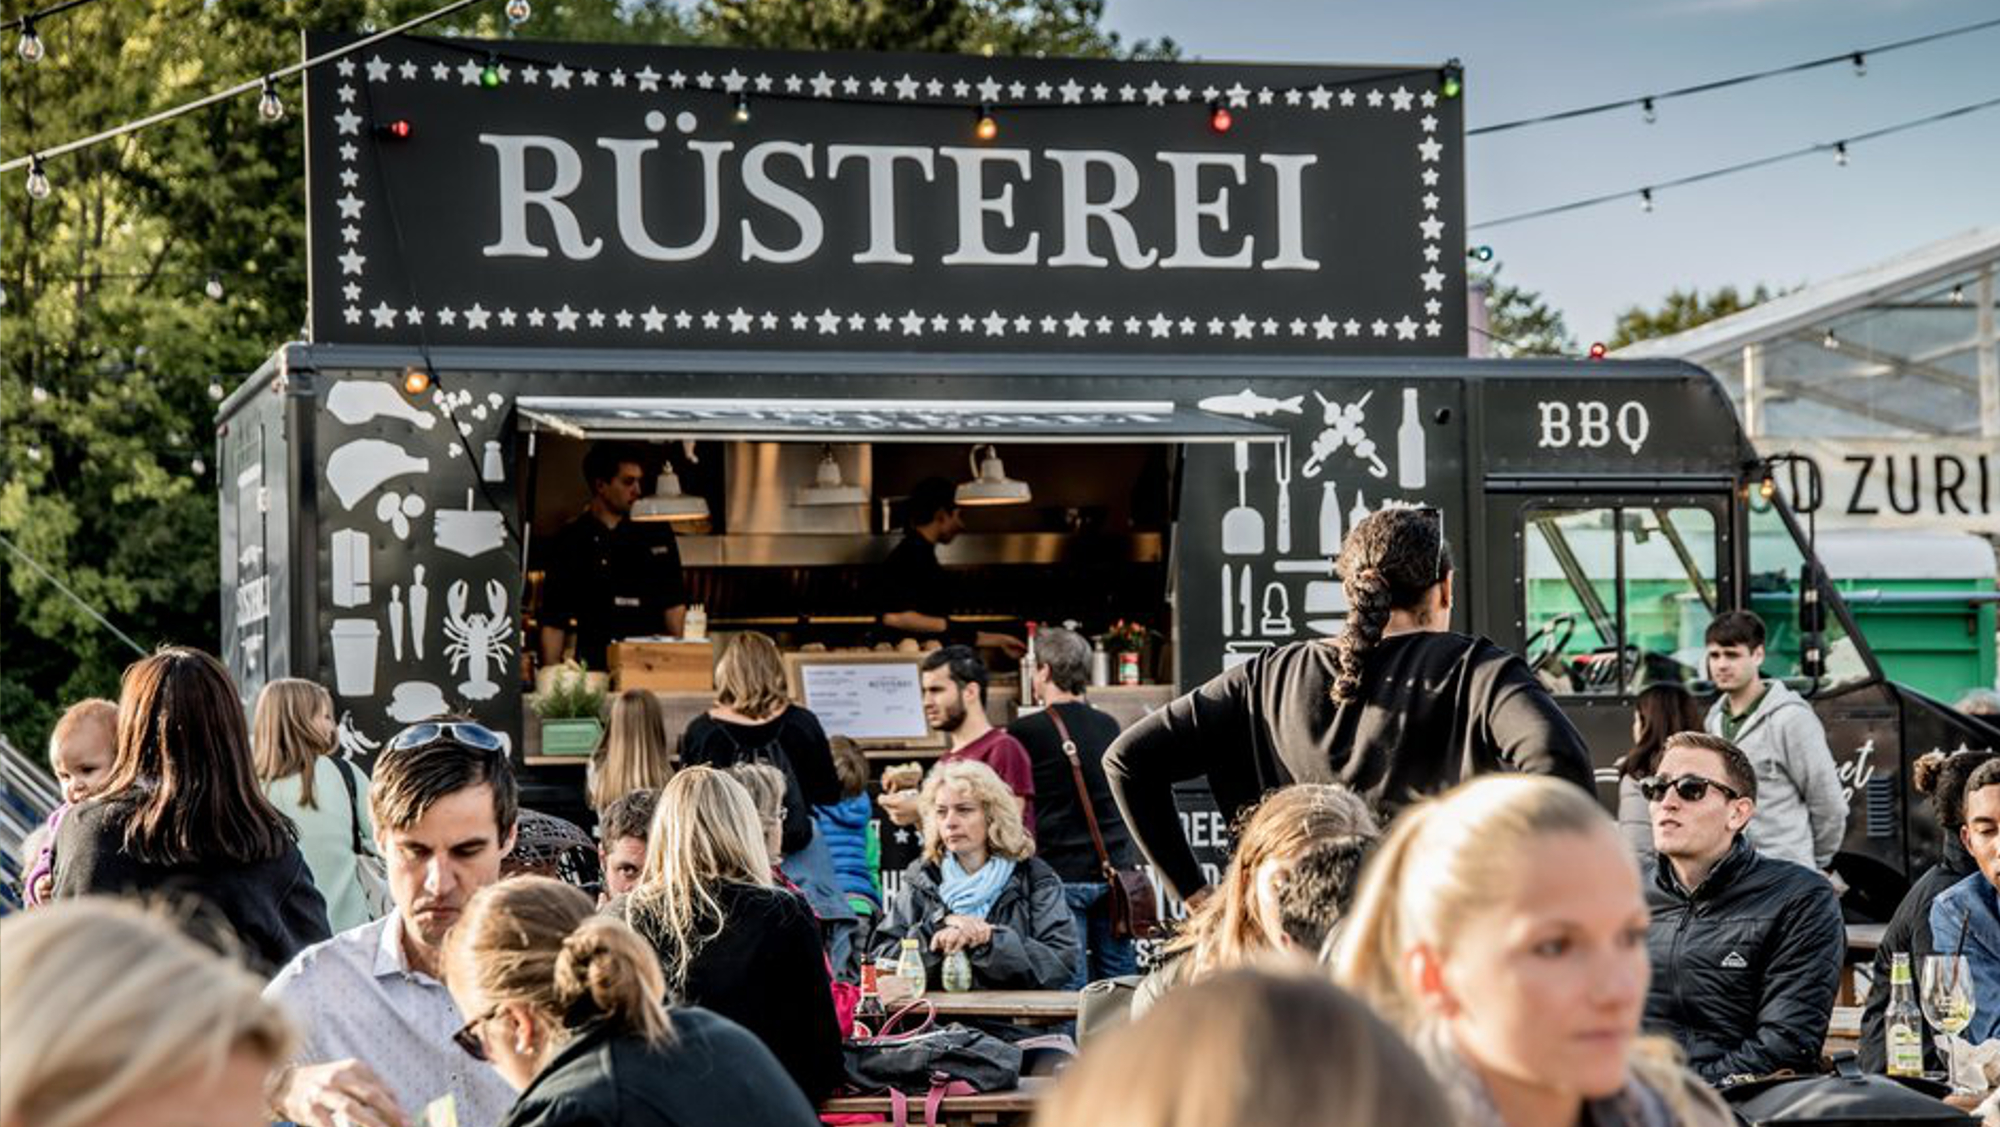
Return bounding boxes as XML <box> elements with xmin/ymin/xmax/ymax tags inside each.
<box><xmin>1930</xmin><ymin>872</ymin><xmax>2000</xmax><ymax>1044</ymax></box>
<box><xmin>939</xmin><ymin>853</ymin><xmax>1015</xmax><ymax>919</ymax></box>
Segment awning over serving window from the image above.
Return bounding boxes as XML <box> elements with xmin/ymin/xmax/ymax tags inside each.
<box><xmin>515</xmin><ymin>396</ymin><xmax>1285</xmax><ymax>444</ymax></box>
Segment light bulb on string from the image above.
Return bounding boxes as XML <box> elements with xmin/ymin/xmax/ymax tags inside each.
<box><xmin>207</xmin><ymin>381</ymin><xmax>225</xmax><ymax>401</ymax></box>
<box><xmin>1439</xmin><ymin>59</ymin><xmax>1463</xmax><ymax>100</ymax></box>
<box><xmin>1638</xmin><ymin>188</ymin><xmax>1654</xmax><ymax>213</ymax></box>
<box><xmin>1950</xmin><ymin>285</ymin><xmax>1965</xmax><ymax>305</ymax></box>
<box><xmin>1850</xmin><ymin>52</ymin><xmax>1866</xmax><ymax>77</ymax></box>
<box><xmin>480</xmin><ymin>54</ymin><xmax>502</xmax><ymax>88</ymax></box>
<box><xmin>258</xmin><ymin>78</ymin><xmax>284</xmax><ymax>122</ymax></box>
<box><xmin>505</xmin><ymin>0</ymin><xmax>531</xmax><ymax>26</ymax></box>
<box><xmin>1208</xmin><ymin>101</ymin><xmax>1233</xmax><ymax>133</ymax></box>
<box><xmin>1822</xmin><ymin>330</ymin><xmax>1840</xmax><ymax>350</ymax></box>
<box><xmin>17</xmin><ymin>20</ymin><xmax>44</xmax><ymax>63</ymax></box>
<box><xmin>25</xmin><ymin>158</ymin><xmax>50</xmax><ymax>201</ymax></box>
<box><xmin>1641</xmin><ymin>97</ymin><xmax>1656</xmax><ymax>125</ymax></box>
<box><xmin>205</xmin><ymin>275</ymin><xmax>225</xmax><ymax>300</ymax></box>
<box><xmin>733</xmin><ymin>93</ymin><xmax>751</xmax><ymax>123</ymax></box>
<box><xmin>191</xmin><ymin>457</ymin><xmax>207</xmax><ymax>477</ymax></box>
<box><xmin>1588</xmin><ymin>342</ymin><xmax>1608</xmax><ymax>360</ymax></box>
<box><xmin>1466</xmin><ymin>244</ymin><xmax>1494</xmax><ymax>263</ymax></box>
<box><xmin>1833</xmin><ymin>142</ymin><xmax>1848</xmax><ymax>166</ymax></box>
<box><xmin>974</xmin><ymin>104</ymin><xmax>998</xmax><ymax>142</ymax></box>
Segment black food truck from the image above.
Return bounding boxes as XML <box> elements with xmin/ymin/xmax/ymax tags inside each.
<box><xmin>216</xmin><ymin>34</ymin><xmax>1996</xmax><ymax>915</ymax></box>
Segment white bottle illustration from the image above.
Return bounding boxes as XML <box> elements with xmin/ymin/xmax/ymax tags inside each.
<box><xmin>1397</xmin><ymin>388</ymin><xmax>1427</xmax><ymax>491</ymax></box>
<box><xmin>1318</xmin><ymin>483</ymin><xmax>1342</xmax><ymax>556</ymax></box>
<box><xmin>1349</xmin><ymin>488</ymin><xmax>1371</xmax><ymax>531</ymax></box>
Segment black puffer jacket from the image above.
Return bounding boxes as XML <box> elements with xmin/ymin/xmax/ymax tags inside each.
<box><xmin>871</xmin><ymin>857</ymin><xmax>1078</xmax><ymax>991</ymax></box>
<box><xmin>1859</xmin><ymin>837</ymin><xmax>1978</xmax><ymax>1073</ymax></box>
<box><xmin>1643</xmin><ymin>836</ymin><xmax>1845</xmax><ymax>1084</ymax></box>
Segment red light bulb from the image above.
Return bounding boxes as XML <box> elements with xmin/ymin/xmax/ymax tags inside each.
<box><xmin>1209</xmin><ymin>104</ymin><xmax>1233</xmax><ymax>133</ymax></box>
<box><xmin>1588</xmin><ymin>342</ymin><xmax>1608</xmax><ymax>360</ymax></box>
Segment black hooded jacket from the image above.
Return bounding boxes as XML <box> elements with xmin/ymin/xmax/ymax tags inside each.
<box><xmin>1643</xmin><ymin>836</ymin><xmax>1845</xmax><ymax>1083</ymax></box>
<box><xmin>1859</xmin><ymin>836</ymin><xmax>1979</xmax><ymax>1073</ymax></box>
<box><xmin>1103</xmin><ymin>633</ymin><xmax>1593</xmax><ymax>897</ymax></box>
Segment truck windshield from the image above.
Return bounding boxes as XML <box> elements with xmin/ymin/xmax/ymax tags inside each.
<box><xmin>1747</xmin><ymin>489</ymin><xmax>1874</xmax><ymax>692</ymax></box>
<box><xmin>1521</xmin><ymin>504</ymin><xmax>1720</xmax><ymax>695</ymax></box>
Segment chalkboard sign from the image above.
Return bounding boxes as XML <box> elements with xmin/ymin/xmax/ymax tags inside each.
<box><xmin>786</xmin><ymin>653</ymin><xmax>936</xmax><ymax>744</ymax></box>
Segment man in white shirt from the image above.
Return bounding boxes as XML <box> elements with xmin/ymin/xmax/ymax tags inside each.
<box><xmin>265</xmin><ymin>720</ymin><xmax>519</xmax><ymax>1127</ymax></box>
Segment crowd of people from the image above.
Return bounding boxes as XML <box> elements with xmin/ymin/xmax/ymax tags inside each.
<box><xmin>4</xmin><ymin>506</ymin><xmax>1995</xmax><ymax>1127</ymax></box>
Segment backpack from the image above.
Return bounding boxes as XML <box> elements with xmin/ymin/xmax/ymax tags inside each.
<box><xmin>709</xmin><ymin>719</ymin><xmax>813</xmax><ymax>853</ymax></box>
<box><xmin>1721</xmin><ymin>1053</ymin><xmax>1976</xmax><ymax>1125</ymax></box>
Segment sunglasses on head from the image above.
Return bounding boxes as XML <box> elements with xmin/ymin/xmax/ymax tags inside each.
<box><xmin>386</xmin><ymin>721</ymin><xmax>506</xmax><ymax>754</ymax></box>
<box><xmin>1640</xmin><ymin>774</ymin><xmax>1743</xmax><ymax>805</ymax></box>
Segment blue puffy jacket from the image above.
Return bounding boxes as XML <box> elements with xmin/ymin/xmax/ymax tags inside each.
<box><xmin>814</xmin><ymin>795</ymin><xmax>879</xmax><ymax>909</ymax></box>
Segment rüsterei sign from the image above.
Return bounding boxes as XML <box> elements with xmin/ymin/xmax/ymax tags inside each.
<box><xmin>305</xmin><ymin>34</ymin><xmax>1465</xmax><ymax>354</ymax></box>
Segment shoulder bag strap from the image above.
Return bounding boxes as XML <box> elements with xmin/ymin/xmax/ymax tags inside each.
<box><xmin>331</xmin><ymin>756</ymin><xmax>369</xmax><ymax>856</ymax></box>
<box><xmin>1046</xmin><ymin>707</ymin><xmax>1118</xmax><ymax>885</ymax></box>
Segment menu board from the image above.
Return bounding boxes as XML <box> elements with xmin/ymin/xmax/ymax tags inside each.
<box><xmin>795</xmin><ymin>658</ymin><xmax>929</xmax><ymax>741</ymax></box>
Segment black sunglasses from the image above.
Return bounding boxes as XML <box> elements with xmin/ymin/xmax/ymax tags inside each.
<box><xmin>1640</xmin><ymin>774</ymin><xmax>1743</xmax><ymax>805</ymax></box>
<box><xmin>387</xmin><ymin>721</ymin><xmax>506</xmax><ymax>754</ymax></box>
<box><xmin>452</xmin><ymin>1006</ymin><xmax>504</xmax><ymax>1062</ymax></box>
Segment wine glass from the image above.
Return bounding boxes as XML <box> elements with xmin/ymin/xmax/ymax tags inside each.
<box><xmin>1921</xmin><ymin>954</ymin><xmax>1977</xmax><ymax>1094</ymax></box>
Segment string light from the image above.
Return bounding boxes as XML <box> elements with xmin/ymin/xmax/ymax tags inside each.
<box><xmin>1641</xmin><ymin>97</ymin><xmax>1656</xmax><ymax>124</ymax></box>
<box><xmin>1439</xmin><ymin>59</ymin><xmax>1463</xmax><ymax>99</ymax></box>
<box><xmin>16</xmin><ymin>18</ymin><xmax>43</xmax><ymax>63</ymax></box>
<box><xmin>1638</xmin><ymin>188</ymin><xmax>1654</xmax><ymax>213</ymax></box>
<box><xmin>1466</xmin><ymin>244</ymin><xmax>1494</xmax><ymax>262</ymax></box>
<box><xmin>1822</xmin><ymin>329</ymin><xmax>1840</xmax><ymax>350</ymax></box>
<box><xmin>204</xmin><ymin>274</ymin><xmax>224</xmax><ymax>300</ymax></box>
<box><xmin>25</xmin><ymin>157</ymin><xmax>50</xmax><ymax>200</ymax></box>
<box><xmin>1851</xmin><ymin>51</ymin><xmax>1867</xmax><ymax>77</ymax></box>
<box><xmin>1208</xmin><ymin>101</ymin><xmax>1233</xmax><ymax>133</ymax></box>
<box><xmin>974</xmin><ymin>103</ymin><xmax>998</xmax><ymax>141</ymax></box>
<box><xmin>258</xmin><ymin>77</ymin><xmax>284</xmax><ymax>122</ymax></box>
<box><xmin>1950</xmin><ymin>285</ymin><xmax>1965</xmax><ymax>305</ymax></box>
<box><xmin>1588</xmin><ymin>342</ymin><xmax>1608</xmax><ymax>360</ymax></box>
<box><xmin>733</xmin><ymin>93</ymin><xmax>750</xmax><ymax>123</ymax></box>
<box><xmin>1833</xmin><ymin>141</ymin><xmax>1848</xmax><ymax>166</ymax></box>
<box><xmin>376</xmin><ymin>118</ymin><xmax>413</xmax><ymax>140</ymax></box>
<box><xmin>479</xmin><ymin>54</ymin><xmax>502</xmax><ymax>88</ymax></box>
<box><xmin>207</xmin><ymin>381</ymin><xmax>225</xmax><ymax>401</ymax></box>
<box><xmin>504</xmin><ymin>0</ymin><xmax>530</xmax><ymax>26</ymax></box>
<box><xmin>402</xmin><ymin>367</ymin><xmax>430</xmax><ymax>395</ymax></box>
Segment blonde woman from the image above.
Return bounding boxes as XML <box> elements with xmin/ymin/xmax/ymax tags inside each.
<box><xmin>678</xmin><ymin>632</ymin><xmax>839</xmax><ymax>857</ymax></box>
<box><xmin>254</xmin><ymin>677</ymin><xmax>382</xmax><ymax>931</ymax></box>
<box><xmin>872</xmin><ymin>759</ymin><xmax>1078</xmax><ymax>992</ymax></box>
<box><xmin>612</xmin><ymin>767</ymin><xmax>844</xmax><ymax>1103</ymax></box>
<box><xmin>1</xmin><ymin>899</ymin><xmax>294</xmax><ymax>1127</ymax></box>
<box><xmin>1034</xmin><ymin>968</ymin><xmax>1450</xmax><ymax>1127</ymax></box>
<box><xmin>588</xmin><ymin>689</ymin><xmax>674</xmax><ymax>813</ymax></box>
<box><xmin>443</xmin><ymin>877</ymin><xmax>821</xmax><ymax>1127</ymax></box>
<box><xmin>1330</xmin><ymin>776</ymin><xmax>1730</xmax><ymax>1127</ymax></box>
<box><xmin>1132</xmin><ymin>783</ymin><xmax>1378</xmax><ymax>1018</ymax></box>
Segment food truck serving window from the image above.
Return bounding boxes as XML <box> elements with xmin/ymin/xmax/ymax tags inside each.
<box><xmin>515</xmin><ymin>396</ymin><xmax>1286</xmax><ymax>445</ymax></box>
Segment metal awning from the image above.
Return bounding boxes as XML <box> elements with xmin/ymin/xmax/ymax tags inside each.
<box><xmin>515</xmin><ymin>396</ymin><xmax>1285</xmax><ymax>444</ymax></box>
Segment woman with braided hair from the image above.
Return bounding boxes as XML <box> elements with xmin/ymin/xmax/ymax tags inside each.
<box><xmin>1106</xmin><ymin>508</ymin><xmax>1592</xmax><ymax>904</ymax></box>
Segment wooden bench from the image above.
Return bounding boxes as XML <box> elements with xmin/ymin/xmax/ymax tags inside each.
<box><xmin>823</xmin><ymin>1075</ymin><xmax>1053</xmax><ymax>1125</ymax></box>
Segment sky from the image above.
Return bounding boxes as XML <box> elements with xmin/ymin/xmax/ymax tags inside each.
<box><xmin>1101</xmin><ymin>0</ymin><xmax>2000</xmax><ymax>344</ymax></box>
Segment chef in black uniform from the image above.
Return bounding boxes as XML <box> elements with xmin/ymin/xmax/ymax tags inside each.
<box><xmin>877</xmin><ymin>477</ymin><xmax>1023</xmax><ymax>657</ymax></box>
<box><xmin>537</xmin><ymin>443</ymin><xmax>688</xmax><ymax>670</ymax></box>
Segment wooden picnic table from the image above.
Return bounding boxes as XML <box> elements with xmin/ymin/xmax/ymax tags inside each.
<box><xmin>823</xmin><ymin>1075</ymin><xmax>1053</xmax><ymax>1125</ymax></box>
<box><xmin>1838</xmin><ymin>923</ymin><xmax>1889</xmax><ymax>1006</ymax></box>
<box><xmin>914</xmin><ymin>989</ymin><xmax>1081</xmax><ymax>1025</ymax></box>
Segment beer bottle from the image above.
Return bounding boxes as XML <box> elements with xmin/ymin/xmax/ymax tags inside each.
<box><xmin>855</xmin><ymin>962</ymin><xmax>886</xmax><ymax>1025</ymax></box>
<box><xmin>1885</xmin><ymin>950</ymin><xmax>1925</xmax><ymax>1077</ymax></box>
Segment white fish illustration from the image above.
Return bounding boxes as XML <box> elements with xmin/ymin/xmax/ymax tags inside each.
<box><xmin>1197</xmin><ymin>388</ymin><xmax>1306</xmax><ymax>419</ymax></box>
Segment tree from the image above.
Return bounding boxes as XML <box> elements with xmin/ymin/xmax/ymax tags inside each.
<box><xmin>1473</xmin><ymin>261</ymin><xmax>1574</xmax><ymax>358</ymax></box>
<box><xmin>0</xmin><ymin>0</ymin><xmax>1161</xmax><ymax>756</ymax></box>
<box><xmin>1608</xmin><ymin>284</ymin><xmax>1774</xmax><ymax>350</ymax></box>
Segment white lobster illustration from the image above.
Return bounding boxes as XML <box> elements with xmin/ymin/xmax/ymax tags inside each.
<box><xmin>443</xmin><ymin>578</ymin><xmax>514</xmax><ymax>701</ymax></box>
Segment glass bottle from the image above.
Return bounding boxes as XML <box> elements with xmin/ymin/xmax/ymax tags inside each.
<box><xmin>942</xmin><ymin>949</ymin><xmax>974</xmax><ymax>993</ymax></box>
<box><xmin>855</xmin><ymin>961</ymin><xmax>886</xmax><ymax>1025</ymax></box>
<box><xmin>1885</xmin><ymin>950</ymin><xmax>1925</xmax><ymax>1077</ymax></box>
<box><xmin>897</xmin><ymin>936</ymin><xmax>929</xmax><ymax>999</ymax></box>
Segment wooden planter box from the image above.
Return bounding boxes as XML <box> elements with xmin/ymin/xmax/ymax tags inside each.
<box><xmin>538</xmin><ymin>717</ymin><xmax>604</xmax><ymax>757</ymax></box>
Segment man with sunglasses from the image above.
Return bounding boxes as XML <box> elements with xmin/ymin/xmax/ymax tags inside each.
<box><xmin>264</xmin><ymin>719</ymin><xmax>519</xmax><ymax>1127</ymax></box>
<box><xmin>1641</xmin><ymin>732</ymin><xmax>1844</xmax><ymax>1085</ymax></box>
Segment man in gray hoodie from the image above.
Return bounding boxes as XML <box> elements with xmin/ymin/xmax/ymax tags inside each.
<box><xmin>1702</xmin><ymin>610</ymin><xmax>1847</xmax><ymax>871</ymax></box>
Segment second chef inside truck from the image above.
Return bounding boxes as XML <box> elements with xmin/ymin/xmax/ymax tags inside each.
<box><xmin>876</xmin><ymin>476</ymin><xmax>1024</xmax><ymax>658</ymax></box>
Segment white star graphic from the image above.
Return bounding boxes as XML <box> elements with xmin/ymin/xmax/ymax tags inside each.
<box><xmin>430</xmin><ymin>61</ymin><xmax>451</xmax><ymax>82</ymax></box>
<box><xmin>457</xmin><ymin>60</ymin><xmax>483</xmax><ymax>86</ymax></box>
<box><xmin>761</xmin><ymin>312</ymin><xmax>780</xmax><ymax>330</ymax></box>
<box><xmin>1178</xmin><ymin>317</ymin><xmax>1196</xmax><ymax>334</ymax></box>
<box><xmin>498</xmin><ymin>308</ymin><xmax>518</xmax><ymax>327</ymax></box>
<box><xmin>1421</xmin><ymin>113</ymin><xmax>1438</xmax><ymax>133</ymax></box>
<box><xmin>1008</xmin><ymin>80</ymin><xmax>1026</xmax><ymax>99</ymax></box>
<box><xmin>1391</xmin><ymin>86</ymin><xmax>1415</xmax><ymax>111</ymax></box>
<box><xmin>723</xmin><ymin>307</ymin><xmax>750</xmax><ymax>332</ymax></box>
<box><xmin>810</xmin><ymin>71</ymin><xmax>834</xmax><ymax>97</ymax></box>
<box><xmin>1371</xmin><ymin>319</ymin><xmax>1389</xmax><ymax>337</ymax></box>
<box><xmin>335</xmin><ymin>194</ymin><xmax>363</xmax><ymax>219</ymax></box>
<box><xmin>1206</xmin><ymin>318</ymin><xmax>1225</xmax><ymax>335</ymax></box>
<box><xmin>338</xmin><ymin>85</ymin><xmax>357</xmax><ymax>103</ymax></box>
<box><xmin>580</xmin><ymin>69</ymin><xmax>599</xmax><ymax>87</ymax></box>
<box><xmin>1118</xmin><ymin>83</ymin><xmax>1137</xmax><ymax>101</ymax></box>
<box><xmin>609</xmin><ymin>68</ymin><xmax>627</xmax><ymax>88</ymax></box>
<box><xmin>1257</xmin><ymin>87</ymin><xmax>1275</xmax><ymax>105</ymax></box>
<box><xmin>464</xmin><ymin>303</ymin><xmax>491</xmax><ymax>330</ymax></box>
<box><xmin>1425</xmin><ymin>320</ymin><xmax>1443</xmax><ymax>338</ymax></box>
<box><xmin>340</xmin><ymin>169</ymin><xmax>358</xmax><ymax>188</ymax></box>
<box><xmin>366</xmin><ymin>55</ymin><xmax>391</xmax><ymax>82</ymax></box>
<box><xmin>336</xmin><ymin>58</ymin><xmax>355</xmax><ymax>78</ymax></box>
<box><xmin>1090</xmin><ymin>82</ymin><xmax>1108</xmax><ymax>101</ymax></box>
<box><xmin>614</xmin><ymin>309</ymin><xmax>635</xmax><ymax>329</ymax></box>
<box><xmin>1423</xmin><ymin>168</ymin><xmax>1440</xmax><ymax>186</ymax></box>
<box><xmin>548</xmin><ymin>64</ymin><xmax>573</xmax><ymax>89</ymax></box>
<box><xmin>1172</xmin><ymin>84</ymin><xmax>1192</xmax><ymax>102</ymax></box>
<box><xmin>874</xmin><ymin>314</ymin><xmax>893</xmax><ymax>332</ymax></box>
<box><xmin>952</xmin><ymin>79</ymin><xmax>971</xmax><ymax>97</ymax></box>
<box><xmin>369</xmin><ymin>302</ymin><xmax>396</xmax><ymax>328</ymax></box>
<box><xmin>668</xmin><ymin>69</ymin><xmax>687</xmax><ymax>89</ymax></box>
<box><xmin>847</xmin><ymin>314</ymin><xmax>865</xmax><ymax>331</ymax></box>
<box><xmin>840</xmin><ymin>75</ymin><xmax>860</xmax><ymax>95</ymax></box>
<box><xmin>525</xmin><ymin>308</ymin><xmax>544</xmax><ymax>327</ymax></box>
<box><xmin>1060</xmin><ymin>313</ymin><xmax>1086</xmax><ymax>337</ymax></box>
<box><xmin>523</xmin><ymin>65</ymin><xmax>541</xmax><ymax>85</ymax></box>
<box><xmin>1013</xmin><ymin>316</ymin><xmax>1032</xmax><ymax>333</ymax></box>
<box><xmin>1142</xmin><ymin>81</ymin><xmax>1167</xmax><ymax>105</ymax></box>
<box><xmin>338</xmin><ymin>250</ymin><xmax>366</xmax><ymax>275</ymax></box>
<box><xmin>1304</xmin><ymin>86</ymin><xmax>1330</xmax><ymax>110</ymax></box>
<box><xmin>642</xmin><ymin>306</ymin><xmax>667</xmax><ymax>332</ymax></box>
<box><xmin>1420</xmin><ymin>216</ymin><xmax>1445</xmax><ymax>240</ymax></box>
<box><xmin>1230</xmin><ymin>315</ymin><xmax>1255</xmax><ymax>339</ymax></box>
<box><xmin>1366</xmin><ymin>89</ymin><xmax>1385</xmax><ymax>108</ymax></box>
<box><xmin>1313</xmin><ymin>316</ymin><xmax>1336</xmax><ymax>339</ymax></box>
<box><xmin>754</xmin><ymin>73</ymin><xmax>773</xmax><ymax>92</ymax></box>
<box><xmin>977</xmin><ymin>76</ymin><xmax>1003</xmax><ymax>102</ymax></box>
<box><xmin>1418</xmin><ymin>138</ymin><xmax>1443</xmax><ymax>162</ymax></box>
<box><xmin>790</xmin><ymin>312</ymin><xmax>809</xmax><ymax>330</ymax></box>
<box><xmin>342</xmin><ymin>282</ymin><xmax>361</xmax><ymax>301</ymax></box>
<box><xmin>1422</xmin><ymin>90</ymin><xmax>1438</xmax><ymax>108</ymax></box>
<box><xmin>893</xmin><ymin>73</ymin><xmax>918</xmax><ymax>99</ymax></box>
<box><xmin>554</xmin><ymin>304</ymin><xmax>580</xmax><ymax>331</ymax></box>
<box><xmin>701</xmin><ymin>310</ymin><xmax>721</xmax><ymax>329</ymax></box>
<box><xmin>343</xmin><ymin>306</ymin><xmax>361</xmax><ymax>325</ymax></box>
<box><xmin>1420</xmin><ymin>267</ymin><xmax>1446</xmax><ymax>291</ymax></box>
<box><xmin>1424</xmin><ymin>245</ymin><xmax>1442</xmax><ymax>263</ymax></box>
<box><xmin>1201</xmin><ymin>85</ymin><xmax>1220</xmax><ymax>102</ymax></box>
<box><xmin>1344</xmin><ymin>319</ymin><xmax>1362</xmax><ymax>337</ymax></box>
<box><xmin>1394</xmin><ymin>316</ymin><xmax>1418</xmax><ymax>340</ymax></box>
<box><xmin>695</xmin><ymin>71</ymin><xmax>714</xmax><ymax>89</ymax></box>
<box><xmin>815</xmin><ymin>309</ymin><xmax>842</xmax><ymax>334</ymax></box>
<box><xmin>1284</xmin><ymin>88</ymin><xmax>1303</xmax><ymax>106</ymax></box>
<box><xmin>1058</xmin><ymin>79</ymin><xmax>1084</xmax><ymax>104</ymax></box>
<box><xmin>1426</xmin><ymin>299</ymin><xmax>1443</xmax><ymax>316</ymax></box>
<box><xmin>671</xmin><ymin>310</ymin><xmax>692</xmax><ymax>329</ymax></box>
<box><xmin>1289</xmin><ymin>318</ymin><xmax>1307</xmax><ymax>336</ymax></box>
<box><xmin>1422</xmin><ymin>192</ymin><xmax>1440</xmax><ymax>211</ymax></box>
<box><xmin>437</xmin><ymin>307</ymin><xmax>458</xmax><ymax>326</ymax></box>
<box><xmin>406</xmin><ymin>306</ymin><xmax>424</xmax><ymax>326</ymax></box>
<box><xmin>981</xmin><ymin>311</ymin><xmax>1007</xmax><ymax>336</ymax></box>
<box><xmin>339</xmin><ymin>142</ymin><xmax>357</xmax><ymax>161</ymax></box>
<box><xmin>1339</xmin><ymin>87</ymin><xmax>1358</xmax><ymax>107</ymax></box>
<box><xmin>930</xmin><ymin>314</ymin><xmax>949</xmax><ymax>332</ymax></box>
<box><xmin>1031</xmin><ymin>81</ymin><xmax>1052</xmax><ymax>100</ymax></box>
<box><xmin>1147</xmin><ymin>313</ymin><xmax>1172</xmax><ymax>339</ymax></box>
<box><xmin>586</xmin><ymin>308</ymin><xmax>606</xmax><ymax>328</ymax></box>
<box><xmin>1259</xmin><ymin>318</ymin><xmax>1279</xmax><ymax>336</ymax></box>
<box><xmin>1224</xmin><ymin>82</ymin><xmax>1250</xmax><ymax>107</ymax></box>
<box><xmin>868</xmin><ymin>76</ymin><xmax>888</xmax><ymax>96</ymax></box>
<box><xmin>334</xmin><ymin>109</ymin><xmax>362</xmax><ymax>135</ymax></box>
<box><xmin>925</xmin><ymin>78</ymin><xmax>943</xmax><ymax>97</ymax></box>
<box><xmin>785</xmin><ymin>74</ymin><xmax>803</xmax><ymax>93</ymax></box>
<box><xmin>899</xmin><ymin>310</ymin><xmax>925</xmax><ymax>335</ymax></box>
<box><xmin>721</xmin><ymin>68</ymin><xmax>746</xmax><ymax>93</ymax></box>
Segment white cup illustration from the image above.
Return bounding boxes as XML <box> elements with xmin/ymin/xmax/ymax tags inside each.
<box><xmin>330</xmin><ymin>618</ymin><xmax>381</xmax><ymax>697</ymax></box>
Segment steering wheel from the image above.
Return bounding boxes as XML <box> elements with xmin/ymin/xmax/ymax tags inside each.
<box><xmin>1523</xmin><ymin>613</ymin><xmax>1577</xmax><ymax>670</ymax></box>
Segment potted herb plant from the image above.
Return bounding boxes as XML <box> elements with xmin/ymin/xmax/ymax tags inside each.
<box><xmin>534</xmin><ymin>661</ymin><xmax>607</xmax><ymax>756</ymax></box>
